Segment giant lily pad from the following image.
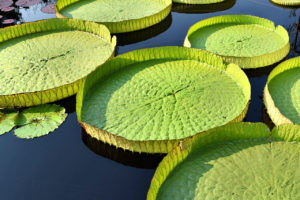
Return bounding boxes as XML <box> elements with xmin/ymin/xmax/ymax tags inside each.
<box><xmin>270</xmin><ymin>0</ymin><xmax>300</xmax><ymax>6</ymax></box>
<box><xmin>184</xmin><ymin>15</ymin><xmax>290</xmax><ymax>68</ymax></box>
<box><xmin>264</xmin><ymin>57</ymin><xmax>300</xmax><ymax>125</ymax></box>
<box><xmin>77</xmin><ymin>47</ymin><xmax>250</xmax><ymax>153</ymax></box>
<box><xmin>55</xmin><ymin>0</ymin><xmax>172</xmax><ymax>33</ymax></box>
<box><xmin>173</xmin><ymin>0</ymin><xmax>226</xmax><ymax>4</ymax></box>
<box><xmin>0</xmin><ymin>109</ymin><xmax>18</xmax><ymax>135</ymax></box>
<box><xmin>14</xmin><ymin>104</ymin><xmax>67</xmax><ymax>139</ymax></box>
<box><xmin>147</xmin><ymin>123</ymin><xmax>300</xmax><ymax>200</ymax></box>
<box><xmin>0</xmin><ymin>18</ymin><xmax>116</xmax><ymax>108</ymax></box>
<box><xmin>172</xmin><ymin>0</ymin><xmax>236</xmax><ymax>13</ymax></box>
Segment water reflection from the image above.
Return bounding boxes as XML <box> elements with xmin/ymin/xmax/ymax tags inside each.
<box><xmin>115</xmin><ymin>13</ymin><xmax>172</xmax><ymax>46</ymax></box>
<box><xmin>81</xmin><ymin>129</ymin><xmax>165</xmax><ymax>169</ymax></box>
<box><xmin>172</xmin><ymin>0</ymin><xmax>236</xmax><ymax>14</ymax></box>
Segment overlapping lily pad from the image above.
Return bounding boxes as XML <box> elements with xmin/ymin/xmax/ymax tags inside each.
<box><xmin>0</xmin><ymin>18</ymin><xmax>116</xmax><ymax>108</ymax></box>
<box><xmin>55</xmin><ymin>0</ymin><xmax>172</xmax><ymax>33</ymax></box>
<box><xmin>148</xmin><ymin>123</ymin><xmax>300</xmax><ymax>200</ymax></box>
<box><xmin>77</xmin><ymin>47</ymin><xmax>250</xmax><ymax>153</ymax></box>
<box><xmin>184</xmin><ymin>15</ymin><xmax>290</xmax><ymax>68</ymax></box>
<box><xmin>264</xmin><ymin>57</ymin><xmax>300</xmax><ymax>125</ymax></box>
<box><xmin>0</xmin><ymin>109</ymin><xmax>18</xmax><ymax>135</ymax></box>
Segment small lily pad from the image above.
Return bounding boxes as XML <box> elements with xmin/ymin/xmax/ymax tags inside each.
<box><xmin>41</xmin><ymin>3</ymin><xmax>56</xmax><ymax>14</ymax></box>
<box><xmin>0</xmin><ymin>109</ymin><xmax>18</xmax><ymax>135</ymax></box>
<box><xmin>15</xmin><ymin>0</ymin><xmax>42</xmax><ymax>7</ymax></box>
<box><xmin>0</xmin><ymin>0</ymin><xmax>13</xmax><ymax>10</ymax></box>
<box><xmin>14</xmin><ymin>104</ymin><xmax>67</xmax><ymax>139</ymax></box>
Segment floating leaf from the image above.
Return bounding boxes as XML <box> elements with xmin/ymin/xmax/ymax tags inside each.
<box><xmin>264</xmin><ymin>57</ymin><xmax>300</xmax><ymax>125</ymax></box>
<box><xmin>55</xmin><ymin>0</ymin><xmax>172</xmax><ymax>33</ymax></box>
<box><xmin>173</xmin><ymin>0</ymin><xmax>226</xmax><ymax>4</ymax></box>
<box><xmin>15</xmin><ymin>0</ymin><xmax>42</xmax><ymax>7</ymax></box>
<box><xmin>270</xmin><ymin>0</ymin><xmax>300</xmax><ymax>6</ymax></box>
<box><xmin>40</xmin><ymin>3</ymin><xmax>56</xmax><ymax>14</ymax></box>
<box><xmin>77</xmin><ymin>47</ymin><xmax>250</xmax><ymax>153</ymax></box>
<box><xmin>14</xmin><ymin>104</ymin><xmax>67</xmax><ymax>139</ymax></box>
<box><xmin>148</xmin><ymin>123</ymin><xmax>300</xmax><ymax>200</ymax></box>
<box><xmin>0</xmin><ymin>109</ymin><xmax>18</xmax><ymax>135</ymax></box>
<box><xmin>184</xmin><ymin>15</ymin><xmax>290</xmax><ymax>68</ymax></box>
<box><xmin>172</xmin><ymin>0</ymin><xmax>236</xmax><ymax>14</ymax></box>
<box><xmin>0</xmin><ymin>18</ymin><xmax>116</xmax><ymax>108</ymax></box>
<box><xmin>0</xmin><ymin>0</ymin><xmax>13</xmax><ymax>10</ymax></box>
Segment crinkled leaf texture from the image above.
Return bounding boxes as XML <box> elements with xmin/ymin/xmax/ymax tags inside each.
<box><xmin>55</xmin><ymin>0</ymin><xmax>172</xmax><ymax>33</ymax></box>
<box><xmin>77</xmin><ymin>46</ymin><xmax>251</xmax><ymax>153</ymax></box>
<box><xmin>147</xmin><ymin>123</ymin><xmax>300</xmax><ymax>200</ymax></box>
<box><xmin>184</xmin><ymin>15</ymin><xmax>290</xmax><ymax>68</ymax></box>
<box><xmin>264</xmin><ymin>57</ymin><xmax>300</xmax><ymax>125</ymax></box>
<box><xmin>0</xmin><ymin>109</ymin><xmax>18</xmax><ymax>135</ymax></box>
<box><xmin>0</xmin><ymin>18</ymin><xmax>116</xmax><ymax>108</ymax></box>
<box><xmin>14</xmin><ymin>104</ymin><xmax>67</xmax><ymax>139</ymax></box>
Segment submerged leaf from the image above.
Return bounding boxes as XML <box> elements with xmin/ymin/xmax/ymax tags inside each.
<box><xmin>14</xmin><ymin>104</ymin><xmax>67</xmax><ymax>139</ymax></box>
<box><xmin>0</xmin><ymin>109</ymin><xmax>18</xmax><ymax>135</ymax></box>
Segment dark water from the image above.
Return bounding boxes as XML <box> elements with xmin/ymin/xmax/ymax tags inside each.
<box><xmin>0</xmin><ymin>0</ymin><xmax>299</xmax><ymax>199</ymax></box>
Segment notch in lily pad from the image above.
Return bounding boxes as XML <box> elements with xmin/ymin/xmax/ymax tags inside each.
<box><xmin>14</xmin><ymin>104</ymin><xmax>67</xmax><ymax>139</ymax></box>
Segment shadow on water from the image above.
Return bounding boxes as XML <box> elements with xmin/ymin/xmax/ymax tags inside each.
<box><xmin>262</xmin><ymin>106</ymin><xmax>275</xmax><ymax>129</ymax></box>
<box><xmin>81</xmin><ymin>129</ymin><xmax>165</xmax><ymax>169</ymax></box>
<box><xmin>114</xmin><ymin>13</ymin><xmax>172</xmax><ymax>46</ymax></box>
<box><xmin>55</xmin><ymin>95</ymin><xmax>76</xmax><ymax>114</ymax></box>
<box><xmin>243</xmin><ymin>62</ymin><xmax>277</xmax><ymax>78</ymax></box>
<box><xmin>172</xmin><ymin>0</ymin><xmax>236</xmax><ymax>14</ymax></box>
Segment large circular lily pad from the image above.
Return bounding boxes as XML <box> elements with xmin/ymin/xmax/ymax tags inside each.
<box><xmin>77</xmin><ymin>47</ymin><xmax>250</xmax><ymax>153</ymax></box>
<box><xmin>184</xmin><ymin>15</ymin><xmax>290</xmax><ymax>68</ymax></box>
<box><xmin>264</xmin><ymin>57</ymin><xmax>300</xmax><ymax>125</ymax></box>
<box><xmin>55</xmin><ymin>0</ymin><xmax>172</xmax><ymax>33</ymax></box>
<box><xmin>0</xmin><ymin>18</ymin><xmax>116</xmax><ymax>108</ymax></box>
<box><xmin>148</xmin><ymin>123</ymin><xmax>300</xmax><ymax>200</ymax></box>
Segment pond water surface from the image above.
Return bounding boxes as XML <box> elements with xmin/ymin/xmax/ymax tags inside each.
<box><xmin>0</xmin><ymin>0</ymin><xmax>299</xmax><ymax>199</ymax></box>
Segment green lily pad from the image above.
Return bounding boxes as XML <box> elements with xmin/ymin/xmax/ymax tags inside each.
<box><xmin>0</xmin><ymin>18</ymin><xmax>116</xmax><ymax>108</ymax></box>
<box><xmin>173</xmin><ymin>0</ymin><xmax>225</xmax><ymax>4</ymax></box>
<box><xmin>0</xmin><ymin>109</ymin><xmax>18</xmax><ymax>135</ymax></box>
<box><xmin>148</xmin><ymin>123</ymin><xmax>300</xmax><ymax>200</ymax></box>
<box><xmin>77</xmin><ymin>47</ymin><xmax>250</xmax><ymax>153</ymax></box>
<box><xmin>264</xmin><ymin>57</ymin><xmax>300</xmax><ymax>125</ymax></box>
<box><xmin>270</xmin><ymin>0</ymin><xmax>300</xmax><ymax>6</ymax></box>
<box><xmin>14</xmin><ymin>104</ymin><xmax>67</xmax><ymax>139</ymax></box>
<box><xmin>172</xmin><ymin>0</ymin><xmax>236</xmax><ymax>13</ymax></box>
<box><xmin>55</xmin><ymin>0</ymin><xmax>172</xmax><ymax>33</ymax></box>
<box><xmin>184</xmin><ymin>15</ymin><xmax>290</xmax><ymax>68</ymax></box>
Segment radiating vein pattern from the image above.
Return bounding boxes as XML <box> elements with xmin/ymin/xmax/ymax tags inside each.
<box><xmin>0</xmin><ymin>30</ymin><xmax>114</xmax><ymax>95</ymax></box>
<box><xmin>82</xmin><ymin>60</ymin><xmax>247</xmax><ymax>141</ymax></box>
